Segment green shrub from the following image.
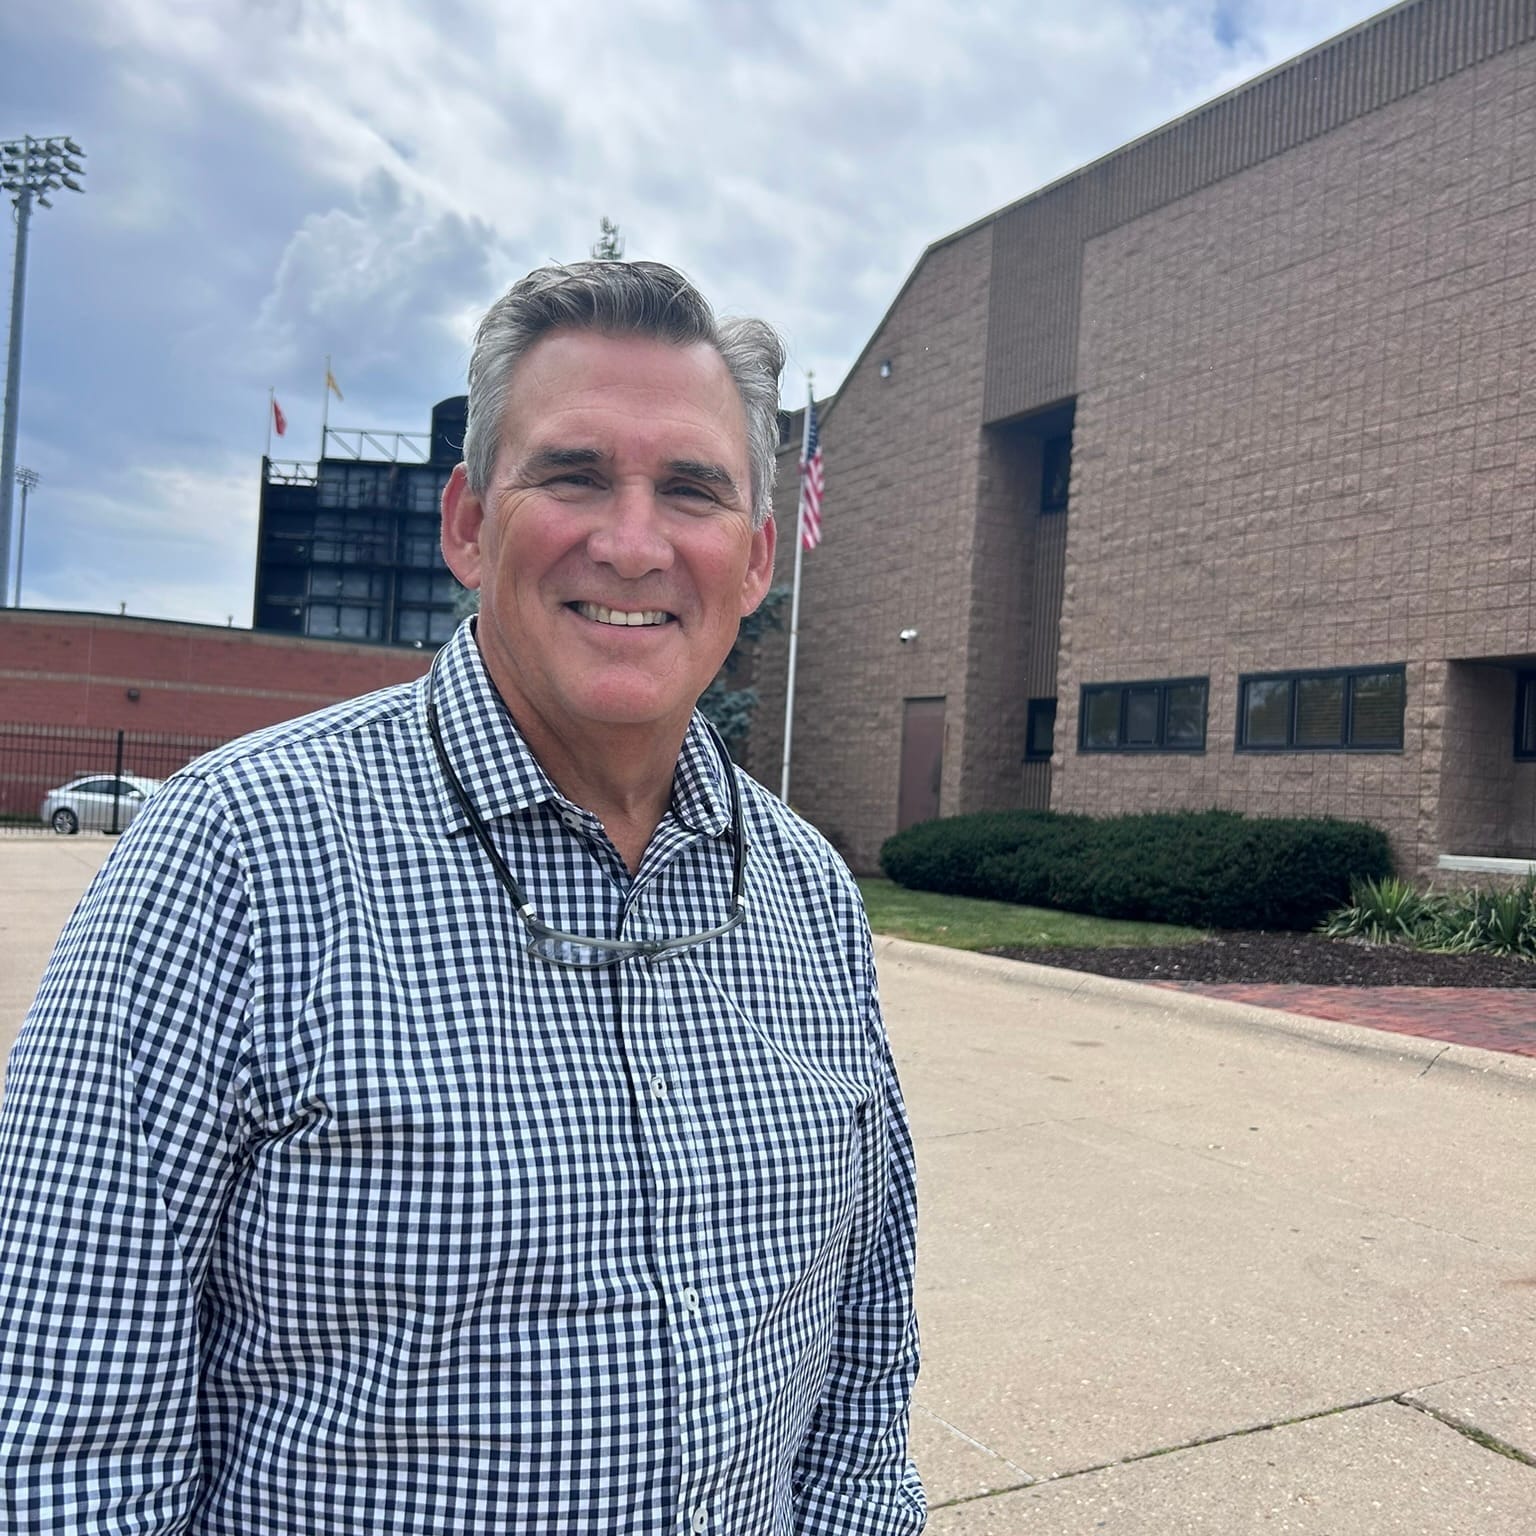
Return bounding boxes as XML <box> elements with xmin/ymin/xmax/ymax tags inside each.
<box><xmin>878</xmin><ymin>810</ymin><xmax>1087</xmax><ymax>901</ymax></box>
<box><xmin>879</xmin><ymin>808</ymin><xmax>1391</xmax><ymax>932</ymax></box>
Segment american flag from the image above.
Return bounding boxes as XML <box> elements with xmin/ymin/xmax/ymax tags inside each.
<box><xmin>798</xmin><ymin>400</ymin><xmax>824</xmax><ymax>551</ymax></box>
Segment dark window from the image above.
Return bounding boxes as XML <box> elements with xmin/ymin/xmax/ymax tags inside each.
<box><xmin>1237</xmin><ymin>666</ymin><xmax>1405</xmax><ymax>751</ymax></box>
<box><xmin>1516</xmin><ymin>672</ymin><xmax>1536</xmax><ymax>760</ymax></box>
<box><xmin>1082</xmin><ymin>688</ymin><xmax>1121</xmax><ymax>750</ymax></box>
<box><xmin>1164</xmin><ymin>681</ymin><xmax>1207</xmax><ymax>748</ymax></box>
<box><xmin>1041</xmin><ymin>434</ymin><xmax>1072</xmax><ymax>513</ymax></box>
<box><xmin>1294</xmin><ymin>675</ymin><xmax>1345</xmax><ymax>748</ymax></box>
<box><xmin>1025</xmin><ymin>698</ymin><xmax>1057</xmax><ymax>760</ymax></box>
<box><xmin>1078</xmin><ymin>678</ymin><xmax>1208</xmax><ymax>753</ymax></box>
<box><xmin>1124</xmin><ymin>687</ymin><xmax>1160</xmax><ymax>747</ymax></box>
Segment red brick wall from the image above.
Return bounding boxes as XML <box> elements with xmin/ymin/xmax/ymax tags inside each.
<box><xmin>0</xmin><ymin>611</ymin><xmax>433</xmax><ymax>738</ymax></box>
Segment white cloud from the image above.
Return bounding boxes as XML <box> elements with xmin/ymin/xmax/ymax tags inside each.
<box><xmin>18</xmin><ymin>457</ymin><xmax>260</xmax><ymax>627</ymax></box>
<box><xmin>1</xmin><ymin>0</ymin><xmax>1393</xmax><ymax>627</ymax></box>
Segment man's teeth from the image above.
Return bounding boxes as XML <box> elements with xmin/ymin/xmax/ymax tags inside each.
<box><xmin>575</xmin><ymin>603</ymin><xmax>671</xmax><ymax>627</ymax></box>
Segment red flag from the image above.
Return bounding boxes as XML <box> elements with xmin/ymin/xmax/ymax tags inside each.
<box><xmin>272</xmin><ymin>397</ymin><xmax>287</xmax><ymax>437</ymax></box>
<box><xmin>799</xmin><ymin>400</ymin><xmax>823</xmax><ymax>551</ymax></box>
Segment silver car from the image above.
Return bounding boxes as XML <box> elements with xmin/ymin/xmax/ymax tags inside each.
<box><xmin>40</xmin><ymin>774</ymin><xmax>163</xmax><ymax>835</ymax></box>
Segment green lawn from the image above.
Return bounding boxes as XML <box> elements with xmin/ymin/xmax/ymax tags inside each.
<box><xmin>856</xmin><ymin>878</ymin><xmax>1207</xmax><ymax>951</ymax></box>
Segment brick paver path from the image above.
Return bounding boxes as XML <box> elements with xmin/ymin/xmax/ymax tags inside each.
<box><xmin>1156</xmin><ymin>983</ymin><xmax>1536</xmax><ymax>1059</ymax></box>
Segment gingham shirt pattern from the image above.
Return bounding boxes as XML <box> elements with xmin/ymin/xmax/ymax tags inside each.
<box><xmin>0</xmin><ymin>621</ymin><xmax>924</xmax><ymax>1536</ymax></box>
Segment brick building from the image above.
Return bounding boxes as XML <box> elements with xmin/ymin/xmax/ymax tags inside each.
<box><xmin>746</xmin><ymin>0</ymin><xmax>1536</xmax><ymax>880</ymax></box>
<box><xmin>0</xmin><ymin>610</ymin><xmax>432</xmax><ymax>739</ymax></box>
<box><xmin>0</xmin><ymin>609</ymin><xmax>435</xmax><ymax>825</ymax></box>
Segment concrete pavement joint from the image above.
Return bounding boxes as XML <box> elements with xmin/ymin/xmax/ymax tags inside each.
<box><xmin>912</xmin><ymin>1403</ymin><xmax>1035</xmax><ymax>1481</ymax></box>
<box><xmin>918</xmin><ymin>1124</ymin><xmax>1013</xmax><ymax>1143</ymax></box>
<box><xmin>927</xmin><ymin>1394</ymin><xmax>1402</xmax><ymax>1511</ymax></box>
<box><xmin>1397</xmin><ymin>1398</ymin><xmax>1536</xmax><ymax>1470</ymax></box>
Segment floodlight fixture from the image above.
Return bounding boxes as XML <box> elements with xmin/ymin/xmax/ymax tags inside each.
<box><xmin>0</xmin><ymin>134</ymin><xmax>85</xmax><ymax>607</ymax></box>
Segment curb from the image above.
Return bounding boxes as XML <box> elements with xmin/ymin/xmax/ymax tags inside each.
<box><xmin>871</xmin><ymin>935</ymin><xmax>1536</xmax><ymax>1093</ymax></box>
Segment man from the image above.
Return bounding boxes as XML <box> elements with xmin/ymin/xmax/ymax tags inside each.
<box><xmin>0</xmin><ymin>261</ymin><xmax>924</xmax><ymax>1534</ymax></box>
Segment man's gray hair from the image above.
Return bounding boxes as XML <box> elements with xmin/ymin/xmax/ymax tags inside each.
<box><xmin>463</xmin><ymin>260</ymin><xmax>785</xmax><ymax>528</ymax></box>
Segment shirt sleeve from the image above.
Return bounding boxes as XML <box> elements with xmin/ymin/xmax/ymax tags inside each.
<box><xmin>792</xmin><ymin>932</ymin><xmax>927</xmax><ymax>1535</ymax></box>
<box><xmin>0</xmin><ymin>776</ymin><xmax>254</xmax><ymax>1535</ymax></box>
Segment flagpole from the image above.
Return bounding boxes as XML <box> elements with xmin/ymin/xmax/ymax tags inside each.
<box><xmin>266</xmin><ymin>387</ymin><xmax>274</xmax><ymax>459</ymax></box>
<box><xmin>779</xmin><ymin>375</ymin><xmax>813</xmax><ymax>802</ymax></box>
<box><xmin>321</xmin><ymin>354</ymin><xmax>331</xmax><ymax>458</ymax></box>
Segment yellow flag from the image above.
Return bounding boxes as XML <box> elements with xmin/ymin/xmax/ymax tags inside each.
<box><xmin>326</xmin><ymin>369</ymin><xmax>344</xmax><ymax>401</ymax></box>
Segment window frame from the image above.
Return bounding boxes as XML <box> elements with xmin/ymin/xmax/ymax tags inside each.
<box><xmin>1235</xmin><ymin>664</ymin><xmax>1406</xmax><ymax>753</ymax></box>
<box><xmin>1025</xmin><ymin>697</ymin><xmax>1057</xmax><ymax>761</ymax></box>
<box><xmin>1516</xmin><ymin>671</ymin><xmax>1536</xmax><ymax>761</ymax></box>
<box><xmin>1077</xmin><ymin>676</ymin><xmax>1208</xmax><ymax>754</ymax></box>
<box><xmin>1040</xmin><ymin>433</ymin><xmax>1072</xmax><ymax>514</ymax></box>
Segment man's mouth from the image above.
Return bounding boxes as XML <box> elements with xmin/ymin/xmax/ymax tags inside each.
<box><xmin>569</xmin><ymin>602</ymin><xmax>675</xmax><ymax>628</ymax></box>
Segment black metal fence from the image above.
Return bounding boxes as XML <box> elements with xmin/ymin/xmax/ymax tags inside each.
<box><xmin>0</xmin><ymin>724</ymin><xmax>225</xmax><ymax>836</ymax></box>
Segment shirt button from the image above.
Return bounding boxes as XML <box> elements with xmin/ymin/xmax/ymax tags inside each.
<box><xmin>682</xmin><ymin>1287</ymin><xmax>701</xmax><ymax>1316</ymax></box>
<box><xmin>650</xmin><ymin>1074</ymin><xmax>667</xmax><ymax>1098</ymax></box>
<box><xmin>690</xmin><ymin>1508</ymin><xmax>708</xmax><ymax>1533</ymax></box>
<box><xmin>559</xmin><ymin>810</ymin><xmax>582</xmax><ymax>830</ymax></box>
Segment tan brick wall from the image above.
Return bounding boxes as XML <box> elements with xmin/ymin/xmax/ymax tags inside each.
<box><xmin>1056</xmin><ymin>45</ymin><xmax>1536</xmax><ymax>876</ymax></box>
<box><xmin>744</xmin><ymin>227</ymin><xmax>996</xmax><ymax>871</ymax></box>
<box><xmin>1434</xmin><ymin>661</ymin><xmax>1536</xmax><ymax>860</ymax></box>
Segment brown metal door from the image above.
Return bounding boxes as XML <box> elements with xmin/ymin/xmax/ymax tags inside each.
<box><xmin>898</xmin><ymin>697</ymin><xmax>945</xmax><ymax>830</ymax></box>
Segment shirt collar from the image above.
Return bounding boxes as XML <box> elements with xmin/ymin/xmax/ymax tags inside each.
<box><xmin>420</xmin><ymin>619</ymin><xmax>733</xmax><ymax>839</ymax></box>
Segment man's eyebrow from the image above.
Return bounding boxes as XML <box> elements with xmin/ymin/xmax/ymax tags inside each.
<box><xmin>511</xmin><ymin>448</ymin><xmax>743</xmax><ymax>501</ymax></box>
<box><xmin>666</xmin><ymin>460</ymin><xmax>742</xmax><ymax>498</ymax></box>
<box><xmin>515</xmin><ymin>446</ymin><xmax>605</xmax><ymax>477</ymax></box>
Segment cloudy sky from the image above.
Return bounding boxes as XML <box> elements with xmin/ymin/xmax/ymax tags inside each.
<box><xmin>3</xmin><ymin>0</ymin><xmax>1391</xmax><ymax>628</ymax></box>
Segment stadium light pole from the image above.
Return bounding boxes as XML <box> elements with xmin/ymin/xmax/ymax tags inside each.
<box><xmin>1</xmin><ymin>134</ymin><xmax>85</xmax><ymax>608</ymax></box>
<box><xmin>13</xmin><ymin>464</ymin><xmax>38</xmax><ymax>605</ymax></box>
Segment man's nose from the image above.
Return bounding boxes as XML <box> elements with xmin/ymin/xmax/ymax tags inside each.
<box><xmin>585</xmin><ymin>481</ymin><xmax>675</xmax><ymax>578</ymax></box>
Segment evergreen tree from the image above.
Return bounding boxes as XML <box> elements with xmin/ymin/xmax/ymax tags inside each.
<box><xmin>592</xmin><ymin>218</ymin><xmax>624</xmax><ymax>260</ymax></box>
<box><xmin>698</xmin><ymin>583</ymin><xmax>790</xmax><ymax>758</ymax></box>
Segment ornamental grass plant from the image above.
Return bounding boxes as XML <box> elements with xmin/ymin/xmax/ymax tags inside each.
<box><xmin>1321</xmin><ymin>872</ymin><xmax>1536</xmax><ymax>960</ymax></box>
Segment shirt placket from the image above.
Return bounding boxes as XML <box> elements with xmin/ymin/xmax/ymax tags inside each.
<box><xmin>616</xmin><ymin>829</ymin><xmax>725</xmax><ymax>1536</ymax></box>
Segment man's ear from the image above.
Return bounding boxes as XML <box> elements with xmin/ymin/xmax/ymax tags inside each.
<box><xmin>740</xmin><ymin>512</ymin><xmax>777</xmax><ymax>616</ymax></box>
<box><xmin>440</xmin><ymin>463</ymin><xmax>485</xmax><ymax>590</ymax></box>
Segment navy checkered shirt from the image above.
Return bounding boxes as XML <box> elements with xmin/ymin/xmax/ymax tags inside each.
<box><xmin>0</xmin><ymin>622</ymin><xmax>924</xmax><ymax>1535</ymax></box>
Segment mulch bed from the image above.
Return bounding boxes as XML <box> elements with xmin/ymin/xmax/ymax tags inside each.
<box><xmin>989</xmin><ymin>930</ymin><xmax>1536</xmax><ymax>988</ymax></box>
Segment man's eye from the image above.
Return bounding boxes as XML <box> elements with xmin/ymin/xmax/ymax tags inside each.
<box><xmin>666</xmin><ymin>482</ymin><xmax>716</xmax><ymax>502</ymax></box>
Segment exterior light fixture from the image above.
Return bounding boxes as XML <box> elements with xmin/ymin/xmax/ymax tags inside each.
<box><xmin>898</xmin><ymin>627</ymin><xmax>919</xmax><ymax>644</ymax></box>
<box><xmin>879</xmin><ymin>360</ymin><xmax>893</xmax><ymax>379</ymax></box>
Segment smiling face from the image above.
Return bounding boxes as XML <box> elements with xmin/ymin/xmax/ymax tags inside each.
<box><xmin>441</xmin><ymin>328</ymin><xmax>776</xmax><ymax>760</ymax></box>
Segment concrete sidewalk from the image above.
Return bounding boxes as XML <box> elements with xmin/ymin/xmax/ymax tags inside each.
<box><xmin>3</xmin><ymin>839</ymin><xmax>1534</xmax><ymax>1531</ymax></box>
<box><xmin>889</xmin><ymin>941</ymin><xmax>1536</xmax><ymax>1531</ymax></box>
